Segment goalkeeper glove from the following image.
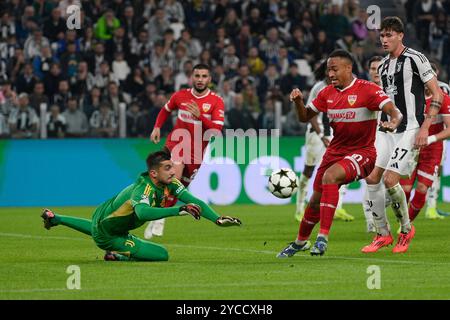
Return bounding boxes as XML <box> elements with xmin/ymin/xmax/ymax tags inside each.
<box><xmin>216</xmin><ymin>215</ymin><xmax>242</xmax><ymax>227</ymax></box>
<box><xmin>179</xmin><ymin>203</ymin><xmax>201</xmax><ymax>220</ymax></box>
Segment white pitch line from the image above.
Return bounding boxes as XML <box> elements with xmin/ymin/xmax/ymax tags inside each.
<box><xmin>2</xmin><ymin>232</ymin><xmax>450</xmax><ymax>266</ymax></box>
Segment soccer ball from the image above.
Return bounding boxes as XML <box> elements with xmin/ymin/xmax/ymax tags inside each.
<box><xmin>268</xmin><ymin>168</ymin><xmax>298</xmax><ymax>199</ymax></box>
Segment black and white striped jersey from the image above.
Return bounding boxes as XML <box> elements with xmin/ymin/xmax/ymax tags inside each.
<box><xmin>378</xmin><ymin>47</ymin><xmax>435</xmax><ymax>133</ymax></box>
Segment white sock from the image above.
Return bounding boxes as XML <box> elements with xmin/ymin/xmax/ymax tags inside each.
<box><xmin>387</xmin><ymin>183</ymin><xmax>411</xmax><ymax>233</ymax></box>
<box><xmin>317</xmin><ymin>233</ymin><xmax>328</xmax><ymax>240</ymax></box>
<box><xmin>362</xmin><ymin>186</ymin><xmax>374</xmax><ymax>226</ymax></box>
<box><xmin>426</xmin><ymin>174</ymin><xmax>440</xmax><ymax>209</ymax></box>
<box><xmin>337</xmin><ymin>184</ymin><xmax>347</xmax><ymax>210</ymax></box>
<box><xmin>296</xmin><ymin>174</ymin><xmax>310</xmax><ymax>209</ymax></box>
<box><xmin>367</xmin><ymin>182</ymin><xmax>390</xmax><ymax>236</ymax></box>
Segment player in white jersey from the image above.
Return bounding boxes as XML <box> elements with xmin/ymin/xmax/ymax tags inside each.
<box><xmin>295</xmin><ymin>61</ymin><xmax>353</xmax><ymax>222</ymax></box>
<box><xmin>361</xmin><ymin>56</ymin><xmax>388</xmax><ymax>233</ymax></box>
<box><xmin>362</xmin><ymin>17</ymin><xmax>444</xmax><ymax>254</ymax></box>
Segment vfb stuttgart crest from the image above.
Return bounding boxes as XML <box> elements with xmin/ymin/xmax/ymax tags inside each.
<box><xmin>348</xmin><ymin>95</ymin><xmax>357</xmax><ymax>106</ymax></box>
<box><xmin>202</xmin><ymin>103</ymin><xmax>211</xmax><ymax>112</ymax></box>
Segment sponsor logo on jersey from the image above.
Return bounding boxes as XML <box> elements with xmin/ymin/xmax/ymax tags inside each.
<box><xmin>202</xmin><ymin>103</ymin><xmax>211</xmax><ymax>112</ymax></box>
<box><xmin>348</xmin><ymin>95</ymin><xmax>357</xmax><ymax>106</ymax></box>
<box><xmin>328</xmin><ymin>110</ymin><xmax>356</xmax><ymax>120</ymax></box>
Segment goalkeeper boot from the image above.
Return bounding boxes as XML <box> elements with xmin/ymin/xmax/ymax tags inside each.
<box><xmin>310</xmin><ymin>236</ymin><xmax>328</xmax><ymax>256</ymax></box>
<box><xmin>392</xmin><ymin>225</ymin><xmax>415</xmax><ymax>253</ymax></box>
<box><xmin>277</xmin><ymin>241</ymin><xmax>311</xmax><ymax>258</ymax></box>
<box><xmin>425</xmin><ymin>207</ymin><xmax>444</xmax><ymax>220</ymax></box>
<box><xmin>216</xmin><ymin>216</ymin><xmax>242</xmax><ymax>227</ymax></box>
<box><xmin>361</xmin><ymin>233</ymin><xmax>394</xmax><ymax>253</ymax></box>
<box><xmin>41</xmin><ymin>208</ymin><xmax>57</xmax><ymax>230</ymax></box>
<box><xmin>334</xmin><ymin>208</ymin><xmax>354</xmax><ymax>221</ymax></box>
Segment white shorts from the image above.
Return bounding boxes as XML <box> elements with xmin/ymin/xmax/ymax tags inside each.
<box><xmin>305</xmin><ymin>129</ymin><xmax>326</xmax><ymax>166</ymax></box>
<box><xmin>375</xmin><ymin>128</ymin><xmax>419</xmax><ymax>177</ymax></box>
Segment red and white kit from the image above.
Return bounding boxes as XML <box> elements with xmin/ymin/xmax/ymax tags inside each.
<box><xmin>154</xmin><ymin>88</ymin><xmax>224</xmax><ymax>186</ymax></box>
<box><xmin>308</xmin><ymin>78</ymin><xmax>392</xmax><ymax>192</ymax></box>
<box><xmin>401</xmin><ymin>93</ymin><xmax>450</xmax><ymax>187</ymax></box>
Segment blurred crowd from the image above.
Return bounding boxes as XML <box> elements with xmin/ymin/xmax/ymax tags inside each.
<box><xmin>0</xmin><ymin>0</ymin><xmax>447</xmax><ymax>140</ymax></box>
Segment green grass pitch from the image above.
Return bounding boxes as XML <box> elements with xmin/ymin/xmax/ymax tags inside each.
<box><xmin>1</xmin><ymin>204</ymin><xmax>450</xmax><ymax>300</ymax></box>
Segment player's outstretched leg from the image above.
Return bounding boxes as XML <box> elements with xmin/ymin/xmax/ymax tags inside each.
<box><xmin>102</xmin><ymin>235</ymin><xmax>169</xmax><ymax>262</ymax></box>
<box><xmin>41</xmin><ymin>208</ymin><xmax>92</xmax><ymax>235</ymax></box>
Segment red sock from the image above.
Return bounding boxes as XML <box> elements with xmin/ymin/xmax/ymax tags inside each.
<box><xmin>297</xmin><ymin>205</ymin><xmax>320</xmax><ymax>241</ymax></box>
<box><xmin>409</xmin><ymin>190</ymin><xmax>426</xmax><ymax>221</ymax></box>
<box><xmin>319</xmin><ymin>184</ymin><xmax>339</xmax><ymax>236</ymax></box>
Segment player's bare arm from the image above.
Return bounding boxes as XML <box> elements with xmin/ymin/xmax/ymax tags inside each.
<box><xmin>416</xmin><ymin>78</ymin><xmax>444</xmax><ymax>148</ymax></box>
<box><xmin>290</xmin><ymin>88</ymin><xmax>318</xmax><ymax>122</ymax></box>
<box><xmin>379</xmin><ymin>102</ymin><xmax>403</xmax><ymax>132</ymax></box>
<box><xmin>150</xmin><ymin>127</ymin><xmax>161</xmax><ymax>144</ymax></box>
<box><xmin>429</xmin><ymin>114</ymin><xmax>450</xmax><ymax>144</ymax></box>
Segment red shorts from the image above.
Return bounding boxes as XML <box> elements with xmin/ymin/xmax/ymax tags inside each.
<box><xmin>313</xmin><ymin>148</ymin><xmax>376</xmax><ymax>193</ymax></box>
<box><xmin>400</xmin><ymin>141</ymin><xmax>443</xmax><ymax>187</ymax></box>
<box><xmin>163</xmin><ymin>146</ymin><xmax>201</xmax><ymax>187</ymax></box>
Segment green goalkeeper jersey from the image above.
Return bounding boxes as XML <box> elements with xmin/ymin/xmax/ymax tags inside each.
<box><xmin>92</xmin><ymin>172</ymin><xmax>188</xmax><ymax>235</ymax></box>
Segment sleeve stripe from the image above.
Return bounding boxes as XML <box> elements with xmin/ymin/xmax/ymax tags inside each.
<box><xmin>378</xmin><ymin>98</ymin><xmax>391</xmax><ymax>110</ymax></box>
<box><xmin>164</xmin><ymin>104</ymin><xmax>171</xmax><ymax>112</ymax></box>
<box><xmin>213</xmin><ymin>120</ymin><xmax>224</xmax><ymax>125</ymax></box>
<box><xmin>308</xmin><ymin>102</ymin><xmax>319</xmax><ymax>113</ymax></box>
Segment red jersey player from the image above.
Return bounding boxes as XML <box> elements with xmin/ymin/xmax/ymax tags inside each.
<box><xmin>277</xmin><ymin>49</ymin><xmax>403</xmax><ymax>257</ymax></box>
<box><xmin>400</xmin><ymin>90</ymin><xmax>450</xmax><ymax>222</ymax></box>
<box><xmin>145</xmin><ymin>64</ymin><xmax>239</xmax><ymax>238</ymax></box>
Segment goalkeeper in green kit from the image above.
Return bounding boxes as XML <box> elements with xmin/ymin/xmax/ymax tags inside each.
<box><xmin>41</xmin><ymin>150</ymin><xmax>242</xmax><ymax>261</ymax></box>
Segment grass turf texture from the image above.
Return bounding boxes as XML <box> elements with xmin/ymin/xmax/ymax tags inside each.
<box><xmin>1</xmin><ymin>204</ymin><xmax>450</xmax><ymax>300</ymax></box>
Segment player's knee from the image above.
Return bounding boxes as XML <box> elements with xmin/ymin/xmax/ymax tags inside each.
<box><xmin>322</xmin><ymin>170</ymin><xmax>339</xmax><ymax>185</ymax></box>
<box><xmin>416</xmin><ymin>182</ymin><xmax>428</xmax><ymax>194</ymax></box>
<box><xmin>383</xmin><ymin>173</ymin><xmax>399</xmax><ymax>188</ymax></box>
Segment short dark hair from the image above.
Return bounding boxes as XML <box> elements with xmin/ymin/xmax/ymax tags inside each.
<box><xmin>146</xmin><ymin>150</ymin><xmax>171</xmax><ymax>171</ymax></box>
<box><xmin>314</xmin><ymin>59</ymin><xmax>328</xmax><ymax>81</ymax></box>
<box><xmin>328</xmin><ymin>49</ymin><xmax>355</xmax><ymax>67</ymax></box>
<box><xmin>368</xmin><ymin>55</ymin><xmax>383</xmax><ymax>67</ymax></box>
<box><xmin>380</xmin><ymin>16</ymin><xmax>404</xmax><ymax>33</ymax></box>
<box><xmin>192</xmin><ymin>63</ymin><xmax>210</xmax><ymax>72</ymax></box>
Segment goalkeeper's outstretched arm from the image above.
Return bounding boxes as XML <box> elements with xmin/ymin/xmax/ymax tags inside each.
<box><xmin>178</xmin><ymin>190</ymin><xmax>242</xmax><ymax>227</ymax></box>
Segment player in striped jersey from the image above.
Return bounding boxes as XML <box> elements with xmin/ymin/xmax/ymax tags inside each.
<box><xmin>362</xmin><ymin>17</ymin><xmax>444</xmax><ymax>253</ymax></box>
